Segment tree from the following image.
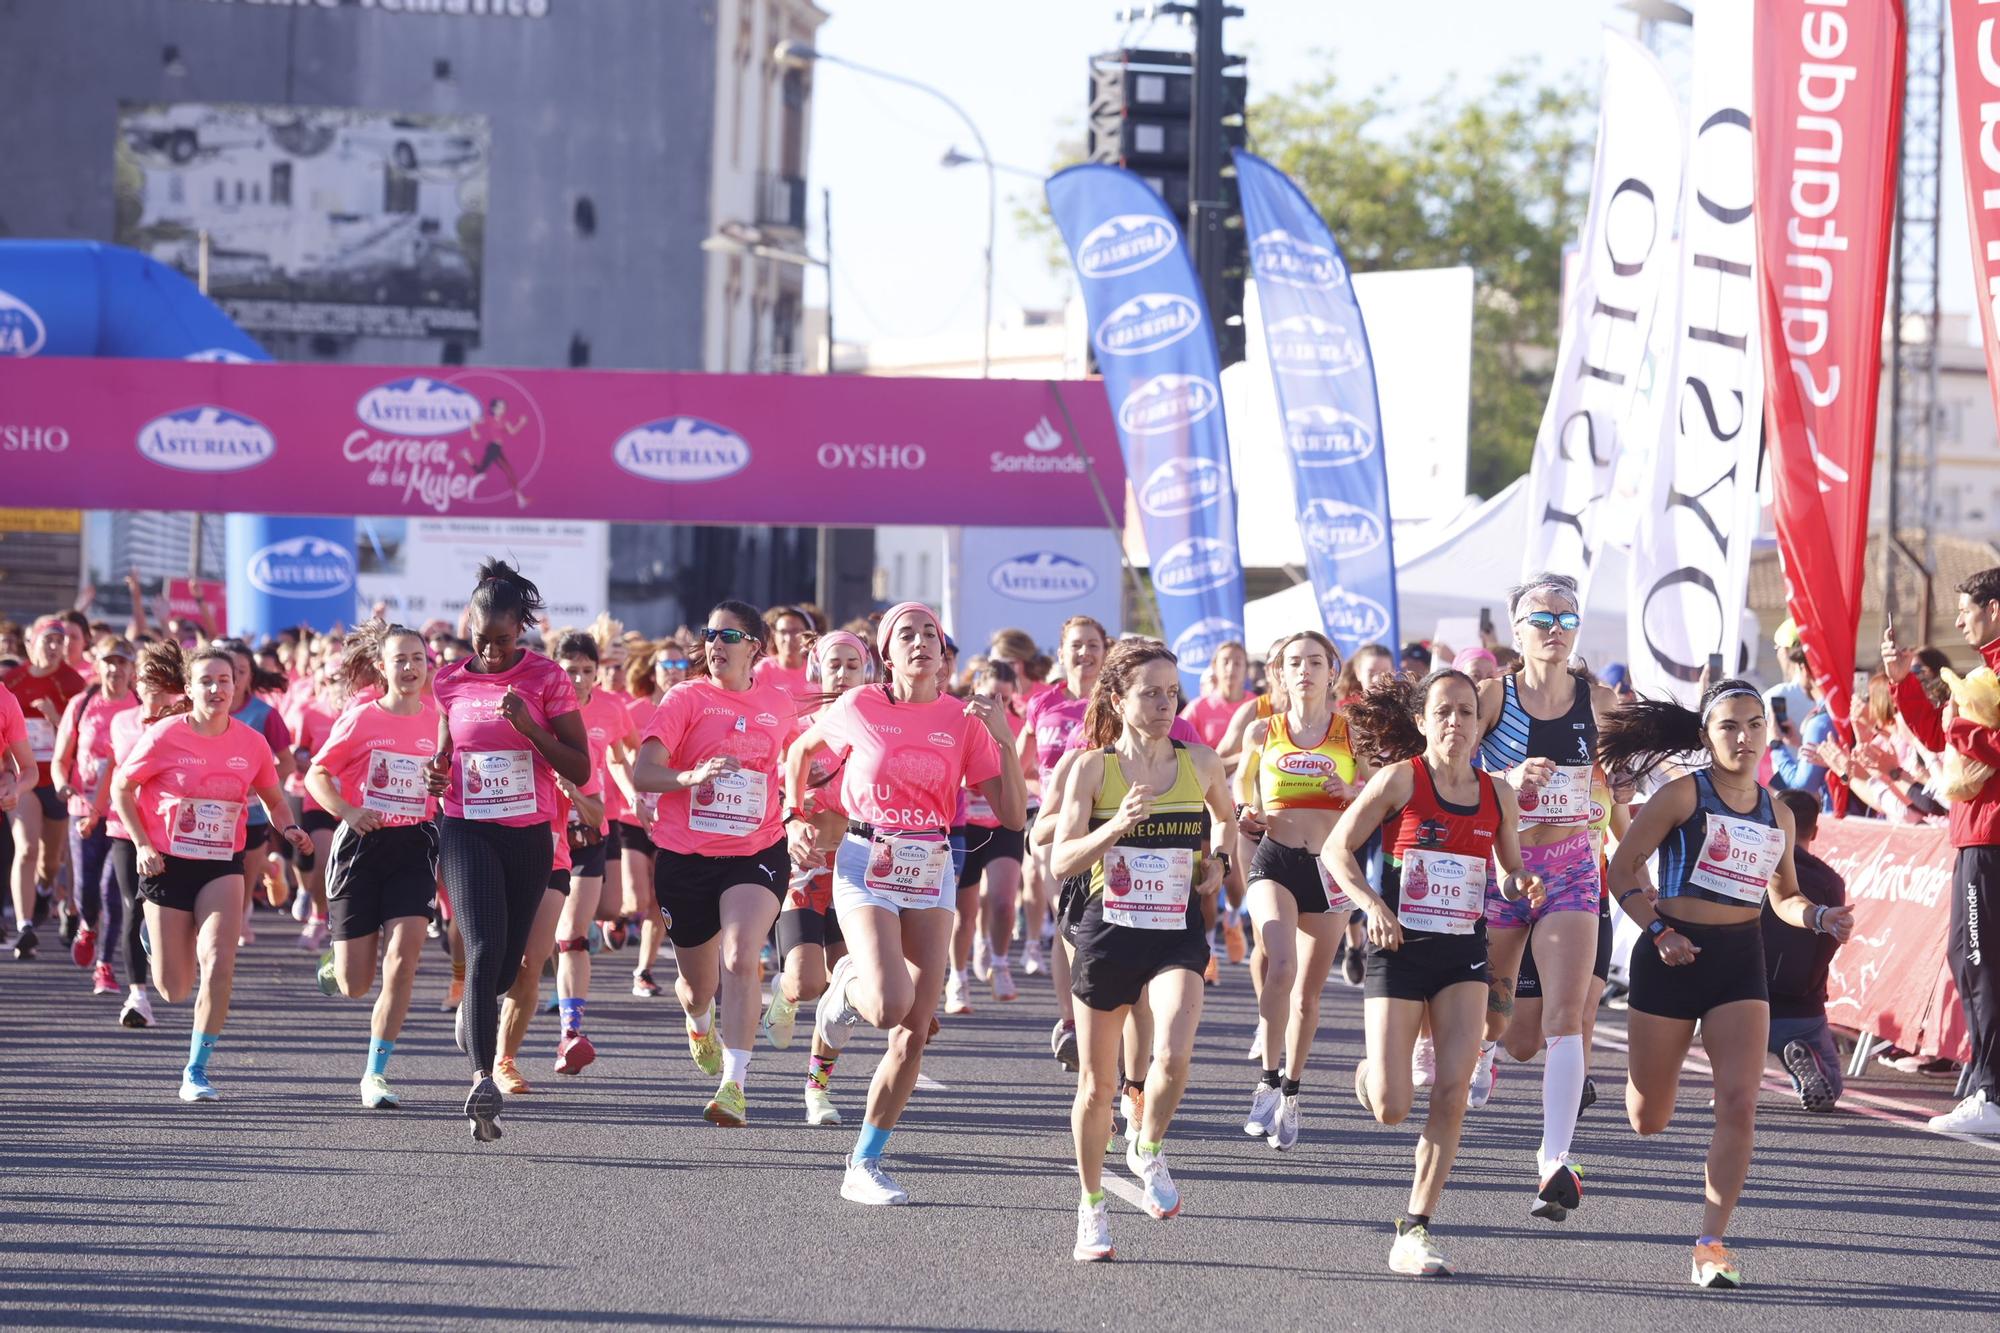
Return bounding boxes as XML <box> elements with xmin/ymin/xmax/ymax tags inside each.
<box><xmin>1250</xmin><ymin>67</ymin><xmax>1593</xmax><ymax>497</ymax></box>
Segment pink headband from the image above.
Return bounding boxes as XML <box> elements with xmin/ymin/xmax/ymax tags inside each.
<box><xmin>876</xmin><ymin>601</ymin><xmax>940</xmax><ymax>658</ymax></box>
<box><xmin>1453</xmin><ymin>647</ymin><xmax>1497</xmax><ymax>671</ymax></box>
<box><xmin>815</xmin><ymin>631</ymin><xmax>868</xmax><ymax>668</ymax></box>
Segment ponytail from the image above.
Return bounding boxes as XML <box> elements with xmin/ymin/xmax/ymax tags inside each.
<box><xmin>337</xmin><ymin>618</ymin><xmax>420</xmax><ymax>696</ymax></box>
<box><xmin>1083</xmin><ymin>640</ymin><xmax>1179</xmax><ymax>747</ymax></box>
<box><xmin>1596</xmin><ymin>677</ymin><xmax>1761</xmax><ymax>779</ymax></box>
<box><xmin>468</xmin><ymin>558</ymin><xmax>544</xmax><ymax>628</ymax></box>
<box><xmin>1346</xmin><ymin>668</ymin><xmax>1476</xmax><ymax>765</ymax></box>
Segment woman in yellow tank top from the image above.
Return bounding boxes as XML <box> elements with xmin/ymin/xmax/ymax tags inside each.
<box><xmin>1234</xmin><ymin>630</ymin><xmax>1374</xmax><ymax>1152</ymax></box>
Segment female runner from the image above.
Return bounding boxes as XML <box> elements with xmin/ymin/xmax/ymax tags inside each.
<box><xmin>111</xmin><ymin>646</ymin><xmax>312</xmax><ymax>1100</ymax></box>
<box><xmin>1602</xmin><ymin>679</ymin><xmax>1852</xmax><ymax>1290</ymax></box>
<box><xmin>618</xmin><ymin>638</ymin><xmax>687</xmax><ymax>995</ymax></box>
<box><xmin>1051</xmin><ymin>640</ymin><xmax>1233</xmax><ymax>1261</ymax></box>
<box><xmin>952</xmin><ymin>658</ymin><xmax>1027</xmax><ymax>1010</ymax></box>
<box><xmin>102</xmin><ymin>641</ymin><xmax>185</xmax><ymax>1028</ymax></box>
<box><xmin>52</xmin><ymin>636</ymin><xmax>139</xmax><ymax>989</ymax></box>
<box><xmin>1325</xmin><ymin>669</ymin><xmax>1539</xmax><ymax>1277</ymax></box>
<box><xmin>6</xmin><ymin>615</ymin><xmax>84</xmax><ymax>959</ymax></box>
<box><xmin>211</xmin><ymin>638</ymin><xmax>305</xmax><ymax>950</ymax></box>
<box><xmin>549</xmin><ymin>629</ymin><xmax>626</xmax><ymax>1075</ymax></box>
<box><xmin>786</xmin><ymin>602</ymin><xmax>1024</xmax><ymax>1204</ymax></box>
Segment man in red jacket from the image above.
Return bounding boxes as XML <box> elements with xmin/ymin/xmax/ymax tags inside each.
<box><xmin>1884</xmin><ymin>566</ymin><xmax>2000</xmax><ymax>1135</ymax></box>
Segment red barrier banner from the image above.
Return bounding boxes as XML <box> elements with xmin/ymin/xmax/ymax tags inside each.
<box><xmin>1815</xmin><ymin>817</ymin><xmax>1968</xmax><ymax>1060</ymax></box>
<box><xmin>1952</xmin><ymin>1</ymin><xmax>2000</xmax><ymax>437</ymax></box>
<box><xmin>1752</xmin><ymin>1</ymin><xmax>1904</xmax><ymax>730</ymax></box>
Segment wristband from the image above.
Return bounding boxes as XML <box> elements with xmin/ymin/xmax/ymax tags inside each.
<box><xmin>1811</xmin><ymin>904</ymin><xmax>1827</xmax><ymax>934</ymax></box>
<box><xmin>1617</xmin><ymin>886</ymin><xmax>1647</xmax><ymax>907</ymax></box>
<box><xmin>283</xmin><ymin>823</ymin><xmax>303</xmax><ymax>834</ymax></box>
<box><xmin>1645</xmin><ymin>917</ymin><xmax>1671</xmax><ymax>940</ymax></box>
<box><xmin>1211</xmin><ymin>850</ymin><xmax>1231</xmax><ymax>872</ymax></box>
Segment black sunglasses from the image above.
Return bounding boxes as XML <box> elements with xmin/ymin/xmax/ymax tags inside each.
<box><xmin>702</xmin><ymin>628</ymin><xmax>752</xmax><ymax>645</ymax></box>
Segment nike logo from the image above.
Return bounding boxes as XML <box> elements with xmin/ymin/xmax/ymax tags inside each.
<box><xmin>1470</xmin><ymin>961</ymin><xmax>1486</xmax><ymax>970</ymax></box>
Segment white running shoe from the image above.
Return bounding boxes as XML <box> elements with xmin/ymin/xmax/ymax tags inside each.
<box><xmin>1412</xmin><ymin>1035</ymin><xmax>1437</xmax><ymax>1088</ymax></box>
<box><xmin>291</xmin><ymin>892</ymin><xmax>311</xmax><ymax>923</ymax></box>
<box><xmin>1244</xmin><ymin>1082</ymin><xmax>1282</xmax><ymax>1137</ymax></box>
<box><xmin>1125</xmin><ymin>1140</ymin><xmax>1180</xmax><ymax>1219</ymax></box>
<box><xmin>990</xmin><ymin>959</ymin><xmax>1018</xmax><ymax>1003</ymax></box>
<box><xmin>944</xmin><ymin>967</ymin><xmax>972</xmax><ymax>1016</ymax></box>
<box><xmin>761</xmin><ymin>983</ymin><xmax>799</xmax><ymax>1050</ymax></box>
<box><xmin>1269</xmin><ymin>1092</ymin><xmax>1300</xmax><ymax>1152</ymax></box>
<box><xmin>813</xmin><ymin>954</ymin><xmax>863</xmax><ymax>1052</ymax></box>
<box><xmin>1073</xmin><ymin>1196</ymin><xmax>1115</xmax><ymax>1262</ymax></box>
<box><xmin>805</xmin><ymin>1085</ymin><xmax>842</xmax><ymax>1126</ymax></box>
<box><xmin>840</xmin><ymin>1152</ymin><xmax>908</xmax><ymax>1205</ymax></box>
<box><xmin>1389</xmin><ymin>1221</ymin><xmax>1451</xmax><ymax>1276</ymax></box>
<box><xmin>295</xmin><ymin>921</ymin><xmax>321</xmax><ymax>951</ymax></box>
<box><xmin>1927</xmin><ymin>1089</ymin><xmax>2000</xmax><ymax>1135</ymax></box>
<box><xmin>119</xmin><ymin>989</ymin><xmax>155</xmax><ymax>1029</ymax></box>
<box><xmin>971</xmin><ymin>930</ymin><xmax>992</xmax><ymax>982</ymax></box>
<box><xmin>359</xmin><ymin>1073</ymin><xmax>400</xmax><ymax>1109</ymax></box>
<box><xmin>1466</xmin><ymin>1042</ymin><xmax>1499</xmax><ymax>1110</ymax></box>
<box><xmin>1022</xmin><ymin>936</ymin><xmax>1045</xmax><ymax>976</ymax></box>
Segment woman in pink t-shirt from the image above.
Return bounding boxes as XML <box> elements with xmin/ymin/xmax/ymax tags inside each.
<box><xmin>101</xmin><ymin>640</ymin><xmax>186</xmax><ymax>1030</ymax></box>
<box><xmin>754</xmin><ymin>605</ymin><xmax>816</xmax><ymax>703</ymax></box>
<box><xmin>632</xmin><ymin>600</ymin><xmax>799</xmax><ymax>1127</ymax></box>
<box><xmin>615</xmin><ymin>638</ymin><xmax>685</xmax><ymax>996</ymax></box>
<box><xmin>52</xmin><ymin>636</ymin><xmax>139</xmax><ymax>986</ymax></box>
<box><xmin>111</xmin><ymin>646</ymin><xmax>311</xmax><ymax>1103</ymax></box>
<box><xmin>424</xmin><ymin>560</ymin><xmax>590</xmax><ymax>1143</ymax></box>
<box><xmin>783</xmin><ymin>602</ymin><xmax>1025</xmax><ymax>1206</ymax></box>
<box><xmin>305</xmin><ymin>621</ymin><xmax>441</xmax><ymax>1110</ymax></box>
<box><xmin>949</xmin><ymin>658</ymin><xmax>1028</xmax><ymax>1013</ymax></box>
<box><xmin>1180</xmin><ymin>639</ymin><xmax>1251</xmax><ymax>749</ymax></box>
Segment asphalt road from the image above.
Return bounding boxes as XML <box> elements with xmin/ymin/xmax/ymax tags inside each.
<box><xmin>4</xmin><ymin>913</ymin><xmax>1997</xmax><ymax>1332</ymax></box>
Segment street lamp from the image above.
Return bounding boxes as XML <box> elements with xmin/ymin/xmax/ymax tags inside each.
<box><xmin>939</xmin><ymin>146</ymin><xmax>1044</xmax><ymax>183</ymax></box>
<box><xmin>775</xmin><ymin>39</ymin><xmax>994</xmax><ymax>378</ymax></box>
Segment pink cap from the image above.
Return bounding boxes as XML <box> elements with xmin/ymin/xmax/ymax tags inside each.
<box><xmin>1453</xmin><ymin>647</ymin><xmax>1498</xmax><ymax>672</ymax></box>
<box><xmin>876</xmin><ymin>601</ymin><xmax>941</xmax><ymax>658</ymax></box>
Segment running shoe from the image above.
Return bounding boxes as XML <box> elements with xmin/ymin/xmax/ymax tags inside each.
<box><xmin>805</xmin><ymin>1085</ymin><xmax>842</xmax><ymax>1126</ymax></box>
<box><xmin>1783</xmin><ymin>1041</ymin><xmax>1835</xmax><ymax>1113</ymax></box>
<box><xmin>1125</xmin><ymin>1141</ymin><xmax>1180</xmax><ymax>1219</ymax></box>
<box><xmin>632</xmin><ymin>969</ymin><xmax>662</xmax><ymax>998</ymax></box>
<box><xmin>494</xmin><ymin>1056</ymin><xmax>532</xmax><ymax>1095</ymax></box>
<box><xmin>236</xmin><ymin>925</ymin><xmax>255</xmax><ymax>948</ymax></box>
<box><xmin>944</xmin><ymin>968</ymin><xmax>972</xmax><ymax>1016</ymax></box>
<box><xmin>1244</xmin><ymin>1082</ymin><xmax>1282</xmax><ymax>1137</ymax></box>
<box><xmin>1690</xmin><ymin>1240</ymin><xmax>1741</xmax><ymax>1289</ymax></box>
<box><xmin>440</xmin><ymin>977</ymin><xmax>464</xmax><ymax>1012</ymax></box>
<box><xmin>539</xmin><ymin>993</ymin><xmax>559</xmax><ymax>1016</ymax></box>
<box><xmin>1022</xmin><ymin>936</ymin><xmax>1045</xmax><ymax>976</ymax></box>
<box><xmin>586</xmin><ymin>923</ymin><xmax>605</xmax><ymax>954</ymax></box>
<box><xmin>465</xmin><ymin>1076</ymin><xmax>503</xmax><ymax>1142</ymax></box>
<box><xmin>763</xmin><ymin>986</ymin><xmax>800</xmax><ymax>1049</ymax></box>
<box><xmin>990</xmin><ymin>959</ymin><xmax>1018</xmax><ymax>1003</ymax></box>
<box><xmin>1052</xmin><ymin>1019</ymin><xmax>1079</xmax><ymax>1073</ymax></box>
<box><xmin>841</xmin><ymin>1152</ymin><xmax>908</xmax><ymax>1205</ymax></box>
<box><xmin>1223</xmin><ymin>911</ymin><xmax>1246</xmax><ymax>965</ymax></box>
<box><xmin>296</xmin><ymin>921</ymin><xmax>321</xmax><ymax>951</ymax></box>
<box><xmin>1121</xmin><ymin>1085</ymin><xmax>1146</xmax><ymax>1146</ymax></box>
<box><xmin>72</xmin><ymin>925</ymin><xmax>97</xmax><ymax>969</ymax></box>
<box><xmin>178</xmin><ymin>1069</ymin><xmax>219</xmax><ymax>1103</ymax></box>
<box><xmin>1203</xmin><ymin>953</ymin><xmax>1220</xmax><ymax>987</ymax></box>
<box><xmin>119</xmin><ymin>989</ymin><xmax>154</xmax><ymax>1029</ymax></box>
<box><xmin>687</xmin><ymin>1011</ymin><xmax>723</xmax><ymax>1078</ymax></box>
<box><xmin>291</xmin><ymin>891</ymin><xmax>311</xmax><ymax>922</ymax></box>
<box><xmin>1412</xmin><ymin>1035</ymin><xmax>1437</xmax><ymax>1088</ymax></box>
<box><xmin>1341</xmin><ymin>944</ymin><xmax>1366</xmax><ymax>988</ymax></box>
<box><xmin>553</xmin><ymin>1029</ymin><xmax>596</xmax><ymax>1075</ymax></box>
<box><xmin>1389</xmin><ymin>1220</ymin><xmax>1450</xmax><ymax>1276</ymax></box>
<box><xmin>316</xmin><ymin>950</ymin><xmax>339</xmax><ymax>997</ymax></box>
<box><xmin>13</xmin><ymin>923</ymin><xmax>38</xmax><ymax>960</ymax></box>
<box><xmin>814</xmin><ymin>955</ymin><xmax>863</xmax><ymax>1052</ymax></box>
<box><xmin>1269</xmin><ymin>1093</ymin><xmax>1300</xmax><ymax>1152</ymax></box>
<box><xmin>972</xmin><ymin>930</ymin><xmax>992</xmax><ymax>982</ymax></box>
<box><xmin>705</xmin><ymin>1079</ymin><xmax>748</xmax><ymax>1127</ymax></box>
<box><xmin>359</xmin><ymin>1073</ymin><xmax>400</xmax><ymax>1109</ymax></box>
<box><xmin>1073</xmin><ymin>1196</ymin><xmax>1115</xmax><ymax>1261</ymax></box>
<box><xmin>92</xmin><ymin>961</ymin><xmax>117</xmax><ymax>995</ymax></box>
<box><xmin>1533</xmin><ymin>1156</ymin><xmax>1583</xmax><ymax>1219</ymax></box>
<box><xmin>453</xmin><ymin>1002</ymin><xmax>469</xmax><ymax>1054</ymax></box>
<box><xmin>1466</xmin><ymin>1043</ymin><xmax>1499</xmax><ymax>1109</ymax></box>
<box><xmin>1580</xmin><ymin>1076</ymin><xmax>1598</xmax><ymax>1114</ymax></box>
<box><xmin>58</xmin><ymin>903</ymin><xmax>79</xmax><ymax>947</ymax></box>
<box><xmin>606</xmin><ymin>919</ymin><xmax>628</xmax><ymax>951</ymax></box>
<box><xmin>1927</xmin><ymin>1089</ymin><xmax>2000</xmax><ymax>1135</ymax></box>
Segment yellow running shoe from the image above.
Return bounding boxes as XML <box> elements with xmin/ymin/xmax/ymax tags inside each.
<box><xmin>705</xmin><ymin>1079</ymin><xmax>747</xmax><ymax>1127</ymax></box>
<box><xmin>494</xmin><ymin>1056</ymin><xmax>532</xmax><ymax>1095</ymax></box>
<box><xmin>687</xmin><ymin>1009</ymin><xmax>722</xmax><ymax>1077</ymax></box>
<box><xmin>1690</xmin><ymin>1240</ymin><xmax>1741</xmax><ymax>1289</ymax></box>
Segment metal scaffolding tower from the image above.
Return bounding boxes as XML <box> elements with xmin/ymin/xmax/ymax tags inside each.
<box><xmin>1886</xmin><ymin>0</ymin><xmax>1944</xmax><ymax>626</ymax></box>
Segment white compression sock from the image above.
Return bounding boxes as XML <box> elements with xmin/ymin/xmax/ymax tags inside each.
<box><xmin>722</xmin><ymin>1046</ymin><xmax>751</xmax><ymax>1085</ymax></box>
<box><xmin>1539</xmin><ymin>1033</ymin><xmax>1586</xmax><ymax>1174</ymax></box>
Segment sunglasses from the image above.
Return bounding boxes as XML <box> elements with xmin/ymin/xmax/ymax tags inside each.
<box><xmin>702</xmin><ymin>628</ymin><xmax>752</xmax><ymax>645</ymax></box>
<box><xmin>657</xmin><ymin>658</ymin><xmax>690</xmax><ymax>671</ymax></box>
<box><xmin>1519</xmin><ymin>611</ymin><xmax>1581</xmax><ymax>632</ymax></box>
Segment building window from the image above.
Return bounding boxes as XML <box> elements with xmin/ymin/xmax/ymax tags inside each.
<box><xmin>384</xmin><ymin>167</ymin><xmax>417</xmax><ymax>214</ymax></box>
<box><xmin>214</xmin><ymin>178</ymin><xmax>225</xmax><ymax>204</ymax></box>
<box><xmin>169</xmin><ymin>174</ymin><xmax>185</xmax><ymax>204</ymax></box>
<box><xmin>270</xmin><ymin>162</ymin><xmax>291</xmax><ymax>207</ymax></box>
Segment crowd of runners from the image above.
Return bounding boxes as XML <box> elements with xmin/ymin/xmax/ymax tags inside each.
<box><xmin>40</xmin><ymin>558</ymin><xmax>2000</xmax><ymax>1290</ymax></box>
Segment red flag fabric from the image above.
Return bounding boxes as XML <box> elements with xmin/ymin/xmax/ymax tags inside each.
<box><xmin>1953</xmin><ymin>2</ymin><xmax>2000</xmax><ymax>444</ymax></box>
<box><xmin>1753</xmin><ymin>1</ymin><xmax>1904</xmax><ymax>729</ymax></box>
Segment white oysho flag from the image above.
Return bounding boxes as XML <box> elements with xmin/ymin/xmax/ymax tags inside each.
<box><xmin>1627</xmin><ymin>0</ymin><xmax>1763</xmax><ymax>706</ymax></box>
<box><xmin>1519</xmin><ymin>30</ymin><xmax>1686</xmax><ymax>589</ymax></box>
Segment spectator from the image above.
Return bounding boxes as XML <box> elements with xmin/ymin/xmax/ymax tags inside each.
<box><xmin>1885</xmin><ymin>565</ymin><xmax>2000</xmax><ymax>1134</ymax></box>
<box><xmin>1600</xmin><ymin>661</ymin><xmax>1637</xmax><ymax>704</ymax></box>
<box><xmin>1450</xmin><ymin>646</ymin><xmax>1499</xmax><ymax>684</ymax></box>
<box><xmin>1399</xmin><ymin>640</ymin><xmax>1431</xmax><ymax>677</ymax></box>
<box><xmin>1770</xmin><ymin>670</ymin><xmax>1834</xmax><ymax>808</ymax></box>
<box><xmin>1764</xmin><ymin>790</ymin><xmax>1848</xmax><ymax>1112</ymax></box>
<box><xmin>1762</xmin><ymin>639</ymin><xmax>1812</xmax><ymax>749</ymax></box>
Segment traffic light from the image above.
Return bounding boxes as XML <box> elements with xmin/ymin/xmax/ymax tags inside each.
<box><xmin>1087</xmin><ymin>47</ymin><xmax>1248</xmax><ymax>366</ymax></box>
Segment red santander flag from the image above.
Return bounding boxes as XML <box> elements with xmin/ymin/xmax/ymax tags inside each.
<box><xmin>1753</xmin><ymin>0</ymin><xmax>1903</xmax><ymax>730</ymax></box>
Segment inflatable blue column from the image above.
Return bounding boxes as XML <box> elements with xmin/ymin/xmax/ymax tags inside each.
<box><xmin>225</xmin><ymin>515</ymin><xmax>360</xmax><ymax>638</ymax></box>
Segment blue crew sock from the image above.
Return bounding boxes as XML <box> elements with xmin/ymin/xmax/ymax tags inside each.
<box><xmin>186</xmin><ymin>1030</ymin><xmax>217</xmax><ymax>1076</ymax></box>
<box><xmin>559</xmin><ymin>997</ymin><xmax>586</xmax><ymax>1033</ymax></box>
<box><xmin>367</xmin><ymin>1038</ymin><xmax>395</xmax><ymax>1077</ymax></box>
<box><xmin>854</xmin><ymin>1122</ymin><xmax>892</xmax><ymax>1161</ymax></box>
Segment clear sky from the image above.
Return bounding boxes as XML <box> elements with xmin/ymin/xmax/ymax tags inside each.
<box><xmin>801</xmin><ymin>0</ymin><xmax>1971</xmax><ymax>351</ymax></box>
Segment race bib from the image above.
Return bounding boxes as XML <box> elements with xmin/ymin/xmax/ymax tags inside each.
<box><xmin>25</xmin><ymin>716</ymin><xmax>55</xmax><ymax>763</ymax></box>
<box><xmin>1101</xmin><ymin>845</ymin><xmax>1194</xmax><ymax>930</ymax></box>
<box><xmin>1396</xmin><ymin>849</ymin><xmax>1486</xmax><ymax>935</ymax></box>
<box><xmin>1518</xmin><ymin>764</ymin><xmax>1592</xmax><ymax>826</ymax></box>
<box><xmin>1316</xmin><ymin>858</ymin><xmax>1354</xmax><ymax>913</ymax></box>
<box><xmin>167</xmin><ymin>797</ymin><xmax>243</xmax><ymax>860</ymax></box>
<box><xmin>688</xmin><ymin>768</ymin><xmax>768</xmax><ymax>837</ymax></box>
<box><xmin>1689</xmin><ymin>812</ymin><xmax>1783</xmax><ymax>904</ymax></box>
<box><xmin>461</xmin><ymin>749</ymin><xmax>536</xmax><ymax>820</ymax></box>
<box><xmin>362</xmin><ymin>750</ymin><xmax>430</xmax><ymax>821</ymax></box>
<box><xmin>862</xmin><ymin>832</ymin><xmax>952</xmax><ymax>911</ymax></box>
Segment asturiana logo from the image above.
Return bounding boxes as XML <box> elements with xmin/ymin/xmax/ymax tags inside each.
<box><xmin>1139</xmin><ymin>456</ymin><xmax>1224</xmax><ymax>518</ymax></box>
<box><xmin>1266</xmin><ymin>314</ymin><xmax>1366</xmax><ymax>377</ymax></box>
<box><xmin>356</xmin><ymin>377</ymin><xmax>484</xmax><ymax>437</ymax></box>
<box><xmin>0</xmin><ymin>289</ymin><xmax>49</xmax><ymax>358</ymax></box>
<box><xmin>1094</xmin><ymin>293</ymin><xmax>1201</xmax><ymax>357</ymax></box>
<box><xmin>184</xmin><ymin>348</ymin><xmax>260</xmax><ymax>364</ymax></box>
<box><xmin>1117</xmin><ymin>373</ymin><xmax>1219</xmax><ymax>437</ymax></box>
<box><xmin>1076</xmin><ymin>214</ymin><xmax>1179</xmax><ymax>279</ymax></box>
<box><xmin>1298</xmin><ymin>498</ymin><xmax>1387</xmax><ymax>560</ymax></box>
<box><xmin>1249</xmin><ymin>229</ymin><xmax>1347</xmax><ymax>290</ymax></box>
<box><xmin>136</xmin><ymin>406</ymin><xmax>275</xmax><ymax>473</ymax></box>
<box><xmin>1171</xmin><ymin>616</ymin><xmax>1244</xmax><ymax>673</ymax></box>
<box><xmin>989</xmin><ymin>552</ymin><xmax>1098</xmax><ymax>603</ymax></box>
<box><xmin>246</xmin><ymin>536</ymin><xmax>356</xmax><ymax>599</ymax></box>
<box><xmin>1152</xmin><ymin>537</ymin><xmax>1238</xmax><ymax>596</ymax></box>
<box><xmin>1318</xmin><ymin>586</ymin><xmax>1393</xmax><ymax>646</ymax></box>
<box><xmin>613</xmin><ymin>417</ymin><xmax>751</xmax><ymax>483</ymax></box>
<box><xmin>1285</xmin><ymin>403</ymin><xmax>1377</xmax><ymax>467</ymax></box>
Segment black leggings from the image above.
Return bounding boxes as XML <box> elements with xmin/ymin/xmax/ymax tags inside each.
<box><xmin>439</xmin><ymin>815</ymin><xmax>554</xmax><ymax>1076</ymax></box>
<box><xmin>108</xmin><ymin>838</ymin><xmax>148</xmax><ymax>988</ymax></box>
<box><xmin>71</xmin><ymin>822</ymin><xmax>120</xmax><ymax>968</ymax></box>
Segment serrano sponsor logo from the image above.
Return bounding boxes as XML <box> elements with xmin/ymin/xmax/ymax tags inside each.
<box><xmin>1298</xmin><ymin>498</ymin><xmax>1386</xmax><ymax>559</ymax></box>
<box><xmin>818</xmin><ymin>442</ymin><xmax>927</xmax><ymax>470</ymax></box>
<box><xmin>1318</xmin><ymin>586</ymin><xmax>1393</xmax><ymax>644</ymax></box>
<box><xmin>1170</xmin><ymin>617</ymin><xmax>1245</xmax><ymax>673</ymax></box>
<box><xmin>357</xmin><ymin>377</ymin><xmax>483</xmax><ymax>436</ymax></box>
<box><xmin>1138</xmin><ymin>456</ymin><xmax>1224</xmax><ymax>518</ymax></box>
<box><xmin>1093</xmin><ymin>293</ymin><xmax>1201</xmax><ymax>357</ymax></box>
<box><xmin>1117</xmin><ymin>372</ymin><xmax>1219</xmax><ymax>437</ymax></box>
<box><xmin>1266</xmin><ymin>313</ymin><xmax>1367</xmax><ymax>377</ymax></box>
<box><xmin>1076</xmin><ymin>213</ymin><xmax>1180</xmax><ymax>278</ymax></box>
<box><xmin>246</xmin><ymin>535</ymin><xmax>357</xmax><ymax>599</ymax></box>
<box><xmin>1275</xmin><ymin>751</ymin><xmax>1335</xmax><ymax>777</ymax></box>
<box><xmin>989</xmin><ymin>551</ymin><xmax>1097</xmax><ymax>603</ymax></box>
<box><xmin>615</xmin><ymin>417</ymin><xmax>751</xmax><ymax>482</ymax></box>
<box><xmin>136</xmin><ymin>406</ymin><xmax>276</xmax><ymax>473</ymax></box>
<box><xmin>0</xmin><ymin>425</ymin><xmax>69</xmax><ymax>453</ymax></box>
<box><xmin>0</xmin><ymin>289</ymin><xmax>48</xmax><ymax>358</ymax></box>
<box><xmin>1249</xmin><ymin>228</ymin><xmax>1347</xmax><ymax>290</ymax></box>
<box><xmin>1285</xmin><ymin>403</ymin><xmax>1377</xmax><ymax>466</ymax></box>
<box><xmin>1152</xmin><ymin>536</ymin><xmax>1238</xmax><ymax>596</ymax></box>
